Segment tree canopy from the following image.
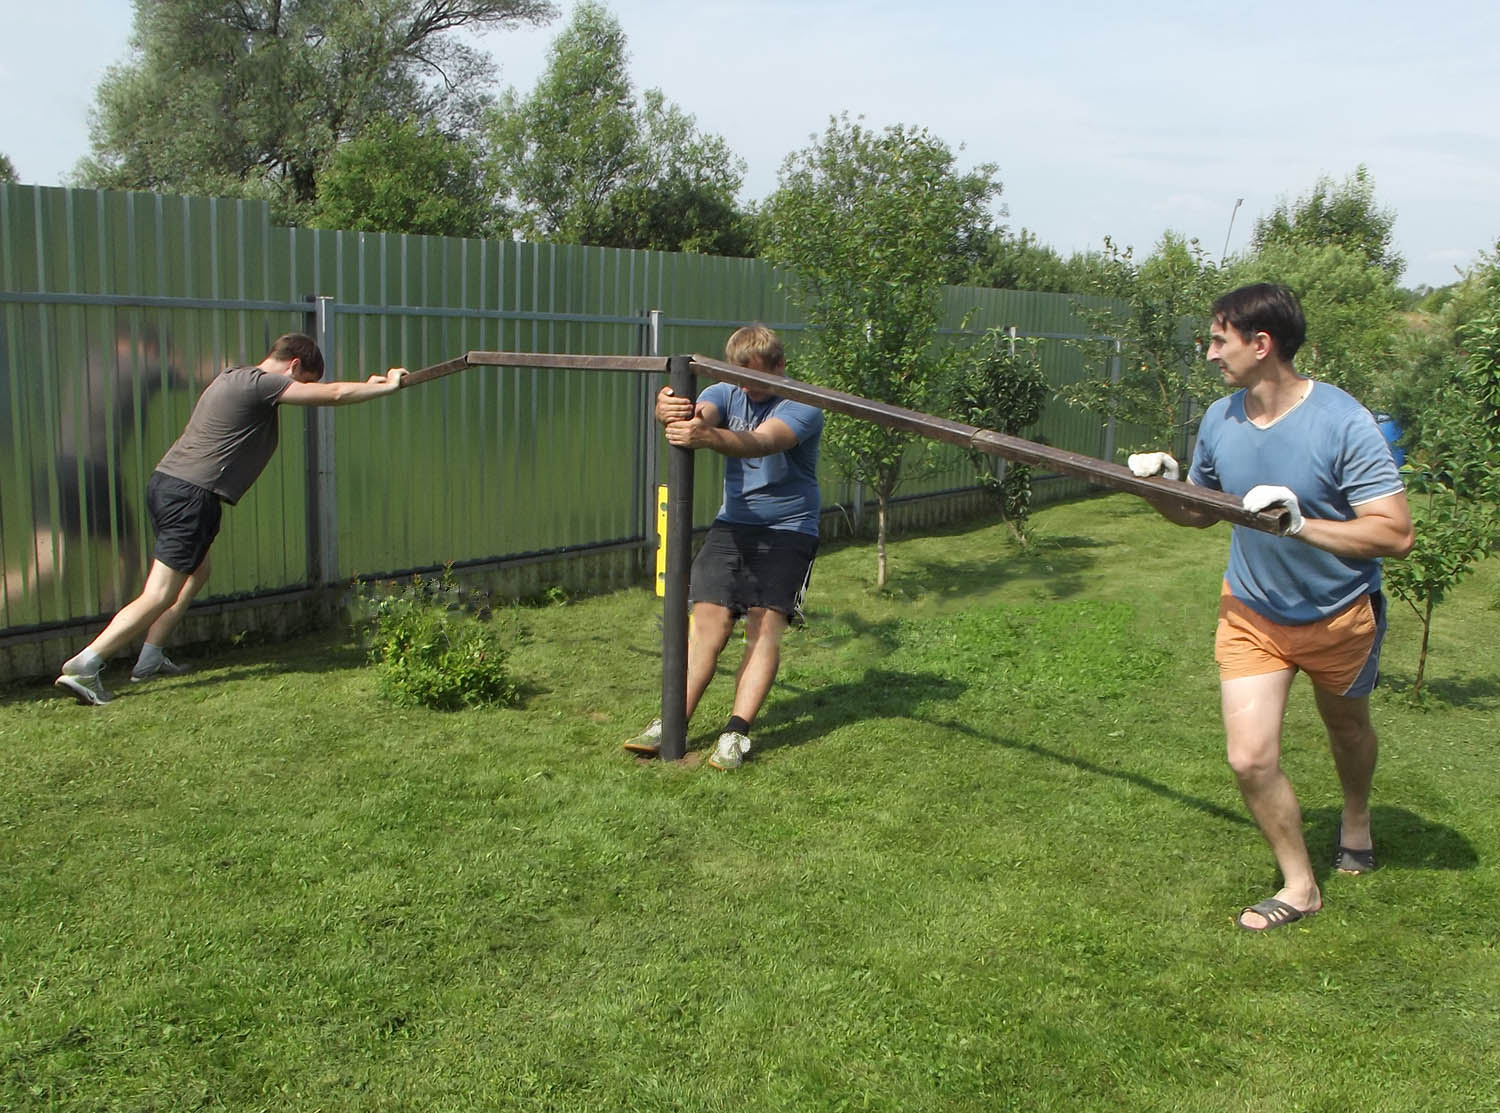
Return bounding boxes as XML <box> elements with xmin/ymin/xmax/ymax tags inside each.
<box><xmin>1252</xmin><ymin>165</ymin><xmax>1404</xmax><ymax>282</ymax></box>
<box><xmin>484</xmin><ymin>1</ymin><xmax>749</xmax><ymax>254</ymax></box>
<box><xmin>78</xmin><ymin>0</ymin><xmax>555</xmax><ymax>221</ymax></box>
<box><xmin>1062</xmin><ymin>232</ymin><xmax>1220</xmax><ymax>454</ymax></box>
<box><xmin>0</xmin><ymin>154</ymin><xmax>16</xmax><ymax>184</ymax></box>
<box><xmin>307</xmin><ymin>117</ymin><xmax>495</xmax><ymax>238</ymax></box>
<box><xmin>761</xmin><ymin>114</ymin><xmax>1004</xmax><ymax>584</ymax></box>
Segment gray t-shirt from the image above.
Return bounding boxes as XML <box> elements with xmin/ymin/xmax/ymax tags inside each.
<box><xmin>154</xmin><ymin>366</ymin><xmax>292</xmax><ymax>504</ymax></box>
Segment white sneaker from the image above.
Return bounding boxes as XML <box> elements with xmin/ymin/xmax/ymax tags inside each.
<box><xmin>55</xmin><ymin>671</ymin><xmax>114</xmax><ymax>706</ymax></box>
<box><xmin>622</xmin><ymin>717</ymin><xmax>663</xmax><ymax>755</ymax></box>
<box><xmin>708</xmin><ymin>730</ymin><xmax>751</xmax><ymax>770</ymax></box>
<box><xmin>130</xmin><ymin>654</ymin><xmax>191</xmax><ymax>683</ymax></box>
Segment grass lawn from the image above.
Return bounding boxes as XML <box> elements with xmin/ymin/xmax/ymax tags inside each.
<box><xmin>2</xmin><ymin>493</ymin><xmax>1497</xmax><ymax>1112</ymax></box>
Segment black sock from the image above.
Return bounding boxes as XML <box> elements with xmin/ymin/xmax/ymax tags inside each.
<box><xmin>724</xmin><ymin>715</ymin><xmax>751</xmax><ymax>737</ymax></box>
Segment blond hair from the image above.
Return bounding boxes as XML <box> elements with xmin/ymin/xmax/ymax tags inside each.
<box><xmin>724</xmin><ymin>324</ymin><xmax>784</xmax><ymax>371</ymax></box>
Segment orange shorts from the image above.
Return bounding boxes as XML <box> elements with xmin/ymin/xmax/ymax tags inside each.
<box><xmin>1215</xmin><ymin>582</ymin><xmax>1386</xmax><ymax>697</ymax></box>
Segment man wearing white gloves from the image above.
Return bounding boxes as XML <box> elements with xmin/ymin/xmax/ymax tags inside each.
<box><xmin>1128</xmin><ymin>283</ymin><xmax>1412</xmax><ymax>932</ymax></box>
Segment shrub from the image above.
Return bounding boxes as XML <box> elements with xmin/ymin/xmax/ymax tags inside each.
<box><xmin>349</xmin><ymin>570</ymin><xmax>520</xmax><ymax>711</ymax></box>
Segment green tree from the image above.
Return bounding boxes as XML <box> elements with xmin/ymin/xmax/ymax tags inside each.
<box><xmin>308</xmin><ymin>117</ymin><xmax>495</xmax><ymax>237</ymax></box>
<box><xmin>1062</xmin><ymin>232</ymin><xmax>1219</xmax><ymax>455</ymax></box>
<box><xmin>0</xmin><ymin>154</ymin><xmax>16</xmax><ymax>183</ymax></box>
<box><xmin>79</xmin><ymin>0</ymin><xmax>554</xmax><ymax>220</ymax></box>
<box><xmin>1230</xmin><ymin>240</ymin><xmax>1403</xmax><ymax>408</ymax></box>
<box><xmin>1252</xmin><ymin>165</ymin><xmax>1404</xmax><ymax>281</ymax></box>
<box><xmin>484</xmin><ymin>1</ymin><xmax>749</xmax><ymax>254</ymax></box>
<box><xmin>761</xmin><ymin>115</ymin><xmax>1003</xmax><ymax>585</ymax></box>
<box><xmin>947</xmin><ymin>334</ymin><xmax>1049</xmax><ymax>543</ymax></box>
<box><xmin>967</xmin><ymin>228</ymin><xmax>1109</xmax><ymax>294</ymax></box>
<box><xmin>1383</xmin><ymin>291</ymin><xmax>1500</xmax><ymax>699</ymax></box>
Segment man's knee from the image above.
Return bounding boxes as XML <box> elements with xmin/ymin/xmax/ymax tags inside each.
<box><xmin>1226</xmin><ymin>735</ymin><xmax>1281</xmax><ymax>782</ymax></box>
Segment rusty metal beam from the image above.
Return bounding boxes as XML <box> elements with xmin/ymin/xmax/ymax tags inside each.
<box><xmin>689</xmin><ymin>354</ymin><xmax>1289</xmax><ymax>535</ymax></box>
<box><xmin>465</xmin><ymin>352</ymin><xmax>669</xmax><ymax>373</ymax></box>
<box><xmin>400</xmin><ymin>351</ymin><xmax>670</xmax><ymax>390</ymax></box>
<box><xmin>397</xmin><ymin>348</ymin><xmax>1287</xmax><ymax>534</ymax></box>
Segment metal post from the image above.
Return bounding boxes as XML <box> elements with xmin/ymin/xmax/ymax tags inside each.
<box><xmin>659</xmin><ymin>354</ymin><xmax>696</xmax><ymax>762</ymax></box>
<box><xmin>1103</xmin><ymin>338</ymin><xmax>1122</xmax><ymax>464</ymax></box>
<box><xmin>642</xmin><ymin>309</ymin><xmax>663</xmax><ymax>557</ymax></box>
<box><xmin>302</xmin><ymin>296</ymin><xmax>338</xmax><ymax>584</ymax></box>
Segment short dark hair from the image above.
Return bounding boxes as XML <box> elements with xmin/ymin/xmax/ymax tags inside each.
<box><xmin>1211</xmin><ymin>283</ymin><xmax>1306</xmax><ymax>360</ymax></box>
<box><xmin>267</xmin><ymin>332</ymin><xmax>325</xmax><ymax>378</ymax></box>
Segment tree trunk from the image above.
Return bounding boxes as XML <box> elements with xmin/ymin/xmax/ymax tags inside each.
<box><xmin>1414</xmin><ymin>594</ymin><xmax>1433</xmax><ymax>699</ymax></box>
<box><xmin>876</xmin><ymin>491</ymin><xmax>889</xmax><ymax>588</ymax></box>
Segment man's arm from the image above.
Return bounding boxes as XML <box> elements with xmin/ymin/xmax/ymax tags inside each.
<box><xmin>1282</xmin><ymin>490</ymin><xmax>1414</xmax><ymax>559</ymax></box>
<box><xmin>665</xmin><ymin>414</ymin><xmax>799</xmax><ymax>458</ymax></box>
<box><xmin>279</xmin><ymin>368</ymin><xmax>407</xmax><ymax>407</ymax></box>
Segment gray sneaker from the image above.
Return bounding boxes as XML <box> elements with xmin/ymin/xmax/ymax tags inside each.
<box><xmin>622</xmin><ymin>717</ymin><xmax>663</xmax><ymax>756</ymax></box>
<box><xmin>55</xmin><ymin>671</ymin><xmax>114</xmax><ymax>706</ymax></box>
<box><xmin>707</xmin><ymin>730</ymin><xmax>751</xmax><ymax>771</ymax></box>
<box><xmin>130</xmin><ymin>654</ymin><xmax>190</xmax><ymax>683</ymax></box>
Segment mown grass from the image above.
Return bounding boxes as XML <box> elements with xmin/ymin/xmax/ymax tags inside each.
<box><xmin>2</xmin><ymin>493</ymin><xmax>1497</xmax><ymax>1112</ymax></box>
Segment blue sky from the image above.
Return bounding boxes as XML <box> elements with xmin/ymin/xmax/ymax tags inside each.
<box><xmin>4</xmin><ymin>0</ymin><xmax>1496</xmax><ymax>289</ymax></box>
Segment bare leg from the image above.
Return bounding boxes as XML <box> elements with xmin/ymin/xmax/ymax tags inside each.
<box><xmin>141</xmin><ymin>554</ymin><xmax>211</xmax><ymax>649</ymax></box>
<box><xmin>77</xmin><ymin>559</ymin><xmax>192</xmax><ymax>663</ymax></box>
<box><xmin>1222</xmin><ymin>669</ymin><xmax>1322</xmax><ymax>927</ymax></box>
<box><xmin>684</xmin><ymin>602</ymin><xmax>734</xmax><ymax>721</ymax></box>
<box><xmin>730</xmin><ymin>607</ymin><xmax>789</xmax><ymax>725</ymax></box>
<box><xmin>1313</xmin><ymin>686</ymin><xmax>1378</xmax><ymax>853</ymax></box>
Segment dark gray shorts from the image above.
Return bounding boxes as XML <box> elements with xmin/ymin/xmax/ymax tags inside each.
<box><xmin>689</xmin><ymin>522</ymin><xmax>817</xmax><ymax>622</ymax></box>
<box><xmin>147</xmin><ymin>471</ymin><xmax>222</xmax><ymax>574</ymax></box>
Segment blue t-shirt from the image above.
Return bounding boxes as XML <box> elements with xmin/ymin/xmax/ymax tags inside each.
<box><xmin>1189</xmin><ymin>381</ymin><xmax>1404</xmax><ymax>624</ymax></box>
<box><xmin>699</xmin><ymin>381</ymin><xmax>823</xmax><ymax>536</ymax></box>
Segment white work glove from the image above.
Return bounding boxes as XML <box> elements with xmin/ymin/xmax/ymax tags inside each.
<box><xmin>1242</xmin><ymin>484</ymin><xmax>1305</xmax><ymax>536</ymax></box>
<box><xmin>1127</xmin><ymin>451</ymin><xmax>1180</xmax><ymax>481</ymax></box>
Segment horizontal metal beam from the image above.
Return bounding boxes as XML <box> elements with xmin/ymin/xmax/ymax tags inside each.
<box><xmin>466</xmin><ymin>351</ymin><xmax>669</xmax><ymax>373</ymax></box>
<box><xmin>398</xmin><ymin>351</ymin><xmax>671</xmax><ymax>390</ymax></box>
<box><xmin>395</xmin><ymin>348</ymin><xmax>1288</xmax><ymax>534</ymax></box>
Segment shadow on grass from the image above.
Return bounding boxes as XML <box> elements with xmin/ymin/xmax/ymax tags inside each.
<box><xmin>928</xmin><ymin>714</ymin><xmax>1256</xmax><ymax>829</ymax></box>
<box><xmin>876</xmin><ymin>533</ymin><xmax>1109</xmax><ymax>605</ymax></box>
<box><xmin>757</xmin><ymin>671</ymin><xmax>1255</xmax><ymax>830</ymax></box>
<box><xmin>754</xmin><ymin>667</ymin><xmax>967</xmax><ymax>755</ymax></box>
<box><xmin>1305</xmin><ymin>804</ymin><xmax>1480</xmax><ymax>872</ymax></box>
<box><xmin>1379</xmin><ymin>669</ymin><xmax>1500</xmax><ymax>710</ymax></box>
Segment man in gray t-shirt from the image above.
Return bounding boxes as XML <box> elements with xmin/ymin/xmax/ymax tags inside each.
<box><xmin>54</xmin><ymin>333</ymin><xmax>408</xmax><ymax>706</ymax></box>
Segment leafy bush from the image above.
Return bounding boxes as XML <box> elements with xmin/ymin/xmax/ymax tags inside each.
<box><xmin>349</xmin><ymin>570</ymin><xmax>520</xmax><ymax>711</ymax></box>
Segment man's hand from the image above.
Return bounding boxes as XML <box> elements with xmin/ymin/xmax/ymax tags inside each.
<box><xmin>374</xmin><ymin>367</ymin><xmax>408</xmax><ymax>390</ymax></box>
<box><xmin>655</xmin><ymin>386</ymin><xmax>694</xmax><ymax>425</ymax></box>
<box><xmin>663</xmin><ymin>416</ymin><xmax>713</xmax><ymax>449</ymax></box>
<box><xmin>1127</xmin><ymin>451</ymin><xmax>1180</xmax><ymax>481</ymax></box>
<box><xmin>1242</xmin><ymin>484</ymin><xmax>1305</xmax><ymax>535</ymax></box>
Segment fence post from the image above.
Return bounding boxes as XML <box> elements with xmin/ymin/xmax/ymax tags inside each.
<box><xmin>302</xmin><ymin>295</ymin><xmax>338</xmax><ymax>585</ymax></box>
<box><xmin>1103</xmin><ymin>338</ymin><xmax>1122</xmax><ymax>464</ymax></box>
<box><xmin>659</xmin><ymin>353</ymin><xmax>696</xmax><ymax>762</ymax></box>
<box><xmin>642</xmin><ymin>309</ymin><xmax>663</xmax><ymax>562</ymax></box>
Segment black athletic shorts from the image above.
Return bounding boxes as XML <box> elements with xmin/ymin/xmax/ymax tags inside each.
<box><xmin>146</xmin><ymin>471</ymin><xmax>222</xmax><ymax>574</ymax></box>
<box><xmin>689</xmin><ymin>521</ymin><xmax>818</xmax><ymax>623</ymax></box>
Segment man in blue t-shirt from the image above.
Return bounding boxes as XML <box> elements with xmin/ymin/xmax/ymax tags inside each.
<box><xmin>623</xmin><ymin>325</ymin><xmax>823</xmax><ymax>770</ymax></box>
<box><xmin>1129</xmin><ymin>283</ymin><xmax>1413</xmax><ymax>932</ymax></box>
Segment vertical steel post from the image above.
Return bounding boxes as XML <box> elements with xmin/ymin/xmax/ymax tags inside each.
<box><xmin>1104</xmin><ymin>338</ymin><xmax>1122</xmax><ymax>465</ymax></box>
<box><xmin>642</xmin><ymin>309</ymin><xmax>663</xmax><ymax>557</ymax></box>
<box><xmin>659</xmin><ymin>353</ymin><xmax>696</xmax><ymax>762</ymax></box>
<box><xmin>302</xmin><ymin>296</ymin><xmax>338</xmax><ymax>584</ymax></box>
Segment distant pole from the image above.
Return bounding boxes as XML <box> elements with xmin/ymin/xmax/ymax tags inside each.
<box><xmin>1221</xmin><ymin>197</ymin><xmax>1244</xmax><ymax>263</ymax></box>
<box><xmin>659</xmin><ymin>354</ymin><xmax>696</xmax><ymax>762</ymax></box>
